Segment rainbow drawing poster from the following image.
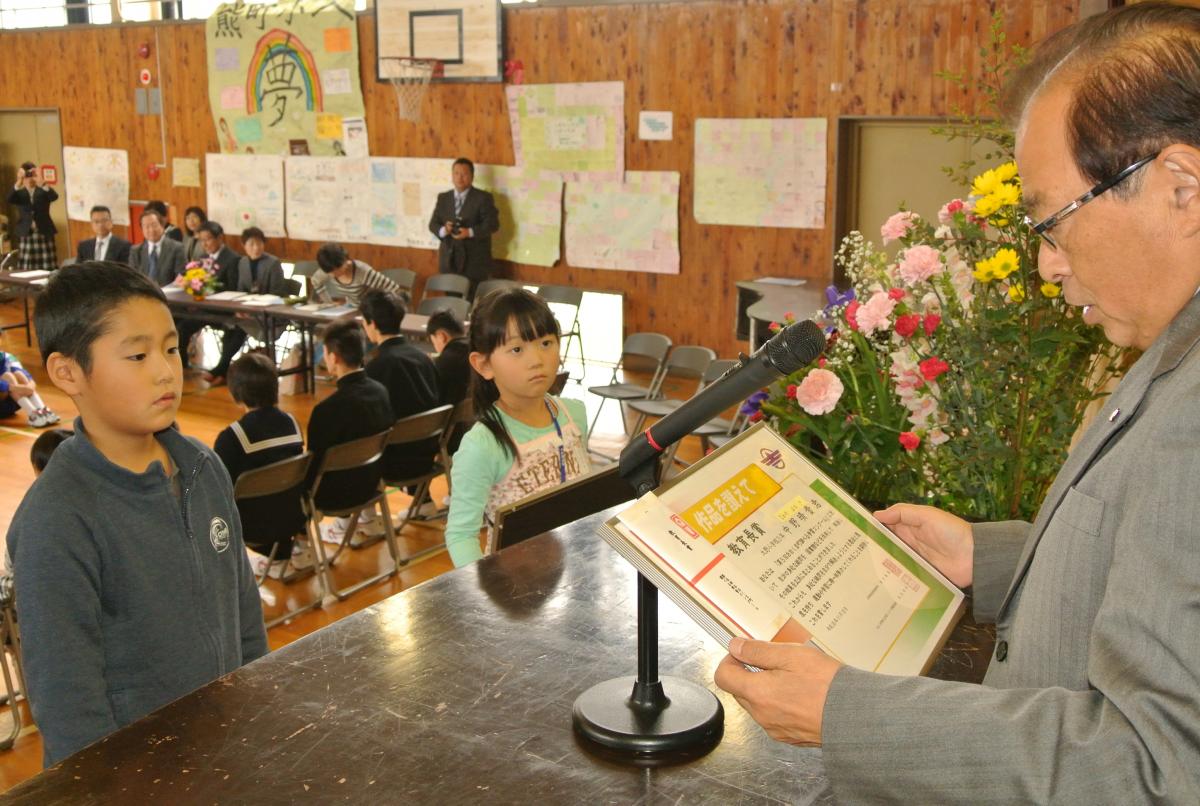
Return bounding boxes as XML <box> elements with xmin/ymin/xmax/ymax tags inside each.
<box><xmin>206</xmin><ymin>0</ymin><xmax>365</xmax><ymax>157</ymax></box>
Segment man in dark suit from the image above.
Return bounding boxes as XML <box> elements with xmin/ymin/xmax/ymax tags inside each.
<box><xmin>427</xmin><ymin>158</ymin><xmax>500</xmax><ymax>294</ymax></box>
<box><xmin>359</xmin><ymin>290</ymin><xmax>441</xmax><ymax>482</ymax></box>
<box><xmin>307</xmin><ymin>320</ymin><xmax>395</xmax><ymax>544</ymax></box>
<box><xmin>187</xmin><ymin>221</ymin><xmax>242</xmax><ymax>383</ymax></box>
<box><xmin>128</xmin><ymin>209</ymin><xmax>185</xmax><ymax>286</ymax></box>
<box><xmin>76</xmin><ymin>205</ymin><xmax>131</xmax><ymax>264</ymax></box>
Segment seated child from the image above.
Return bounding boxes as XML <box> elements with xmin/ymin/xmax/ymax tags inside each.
<box><xmin>1</xmin><ymin>350</ymin><xmax>59</xmax><ymax>427</ymax></box>
<box><xmin>359</xmin><ymin>290</ymin><xmax>441</xmax><ymax>482</ymax></box>
<box><xmin>214</xmin><ymin>353</ymin><xmax>309</xmax><ymax>577</ymax></box>
<box><xmin>426</xmin><ymin>309</ymin><xmax>470</xmax><ymax>407</ymax></box>
<box><xmin>306</xmin><ymin>319</ymin><xmax>395</xmax><ymax>543</ymax></box>
<box><xmin>444</xmin><ymin>288</ymin><xmax>591</xmax><ymax>567</ymax></box>
<box><xmin>6</xmin><ymin>262</ymin><xmax>268</xmax><ymax>767</ymax></box>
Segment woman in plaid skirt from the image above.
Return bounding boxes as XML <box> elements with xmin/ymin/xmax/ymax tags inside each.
<box><xmin>7</xmin><ymin>162</ymin><xmax>58</xmax><ymax>271</ymax></box>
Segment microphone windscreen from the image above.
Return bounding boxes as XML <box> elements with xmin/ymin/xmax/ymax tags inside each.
<box><xmin>766</xmin><ymin>320</ymin><xmax>827</xmax><ymax>375</ymax></box>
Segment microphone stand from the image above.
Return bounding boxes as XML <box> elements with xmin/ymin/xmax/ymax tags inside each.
<box><xmin>572</xmin><ymin>442</ymin><xmax>724</xmax><ymax>763</ymax></box>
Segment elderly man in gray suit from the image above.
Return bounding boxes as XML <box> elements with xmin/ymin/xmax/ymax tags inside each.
<box><xmin>716</xmin><ymin>5</ymin><xmax>1200</xmax><ymax>803</ymax></box>
<box><xmin>128</xmin><ymin>208</ymin><xmax>184</xmax><ymax>287</ymax></box>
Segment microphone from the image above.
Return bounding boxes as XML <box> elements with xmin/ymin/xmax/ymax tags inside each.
<box><xmin>619</xmin><ymin>320</ymin><xmax>827</xmax><ymax>494</ymax></box>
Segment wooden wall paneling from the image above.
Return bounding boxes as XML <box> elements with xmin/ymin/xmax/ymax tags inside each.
<box><xmin>0</xmin><ymin>1</ymin><xmax>1080</xmax><ymax>359</ymax></box>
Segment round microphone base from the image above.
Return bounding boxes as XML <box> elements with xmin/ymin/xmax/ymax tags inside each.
<box><xmin>572</xmin><ymin>675</ymin><xmax>724</xmax><ymax>765</ymax></box>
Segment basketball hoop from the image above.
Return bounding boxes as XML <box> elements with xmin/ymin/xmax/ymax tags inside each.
<box><xmin>382</xmin><ymin>57</ymin><xmax>444</xmax><ymax>123</ymax></box>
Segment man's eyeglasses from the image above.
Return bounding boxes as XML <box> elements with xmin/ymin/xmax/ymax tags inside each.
<box><xmin>1024</xmin><ymin>153</ymin><xmax>1157</xmax><ymax>250</ymax></box>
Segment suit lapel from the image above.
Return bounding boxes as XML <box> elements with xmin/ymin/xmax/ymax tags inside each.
<box><xmin>995</xmin><ymin>293</ymin><xmax>1200</xmax><ymax>619</ymax></box>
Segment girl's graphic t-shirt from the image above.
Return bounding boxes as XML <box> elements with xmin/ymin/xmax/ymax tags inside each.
<box><xmin>445</xmin><ymin>396</ymin><xmax>590</xmax><ymax>566</ymax></box>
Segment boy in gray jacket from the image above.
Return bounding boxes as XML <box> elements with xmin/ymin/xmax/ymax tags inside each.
<box><xmin>6</xmin><ymin>262</ymin><xmax>268</xmax><ymax>767</ymax></box>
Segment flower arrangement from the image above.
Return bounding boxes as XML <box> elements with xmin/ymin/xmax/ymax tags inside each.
<box><xmin>176</xmin><ymin>258</ymin><xmax>221</xmax><ymax>300</ymax></box>
<box><xmin>754</xmin><ymin>162</ymin><xmax>1125</xmax><ymax>521</ymax></box>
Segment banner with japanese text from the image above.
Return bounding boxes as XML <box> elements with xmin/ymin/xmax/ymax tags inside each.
<box><xmin>206</xmin><ymin>0</ymin><xmax>366</xmax><ymax>157</ymax></box>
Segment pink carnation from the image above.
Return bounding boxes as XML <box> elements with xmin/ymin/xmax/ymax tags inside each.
<box><xmin>937</xmin><ymin>199</ymin><xmax>966</xmax><ymax>225</ymax></box>
<box><xmin>880</xmin><ymin>211</ymin><xmax>918</xmax><ymax>245</ymax></box>
<box><xmin>897</xmin><ymin>245</ymin><xmax>943</xmax><ymax>286</ymax></box>
<box><xmin>855</xmin><ymin>291</ymin><xmax>897</xmax><ymax>334</ymax></box>
<box><xmin>795</xmin><ymin>369</ymin><xmax>844</xmax><ymax>416</ymax></box>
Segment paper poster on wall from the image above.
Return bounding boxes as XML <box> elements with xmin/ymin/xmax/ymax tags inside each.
<box><xmin>506</xmin><ymin>82</ymin><xmax>625</xmax><ymax>181</ymax></box>
<box><xmin>638</xmin><ymin>111</ymin><xmax>673</xmax><ymax>141</ymax></box>
<box><xmin>206</xmin><ymin>154</ymin><xmax>286</xmax><ymax>237</ymax></box>
<box><xmin>565</xmin><ymin>171</ymin><xmax>679</xmax><ymax>274</ymax></box>
<box><xmin>474</xmin><ymin>165</ymin><xmax>563</xmax><ymax>267</ymax></box>
<box><xmin>205</xmin><ymin>0</ymin><xmax>366</xmax><ymax>157</ymax></box>
<box><xmin>366</xmin><ymin>157</ymin><xmax>451</xmax><ymax>249</ymax></box>
<box><xmin>341</xmin><ymin>116</ymin><xmax>369</xmax><ymax>158</ymax></box>
<box><xmin>693</xmin><ymin>118</ymin><xmax>827</xmax><ymax>229</ymax></box>
<box><xmin>285</xmin><ymin>155</ymin><xmax>371</xmax><ymax>242</ymax></box>
<box><xmin>173</xmin><ymin>157</ymin><xmax>202</xmax><ymax>188</ymax></box>
<box><xmin>62</xmin><ymin>147</ymin><xmax>130</xmax><ymax>226</ymax></box>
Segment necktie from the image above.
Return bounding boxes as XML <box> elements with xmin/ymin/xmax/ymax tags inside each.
<box><xmin>454</xmin><ymin>192</ymin><xmax>464</xmax><ymax>216</ymax></box>
<box><xmin>148</xmin><ymin>244</ymin><xmax>157</xmax><ymax>278</ymax></box>
<box><xmin>96</xmin><ymin>239</ymin><xmax>105</xmax><ymax>261</ymax></box>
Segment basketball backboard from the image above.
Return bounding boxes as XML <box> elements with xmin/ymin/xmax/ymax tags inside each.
<box><xmin>377</xmin><ymin>0</ymin><xmax>503</xmax><ymax>83</ymax></box>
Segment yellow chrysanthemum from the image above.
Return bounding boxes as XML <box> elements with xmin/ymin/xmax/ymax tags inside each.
<box><xmin>971</xmin><ymin>168</ymin><xmax>1004</xmax><ymax>198</ymax></box>
<box><xmin>1041</xmin><ymin>282</ymin><xmax>1061</xmax><ymax>298</ymax></box>
<box><xmin>992</xmin><ymin>182</ymin><xmax>1021</xmax><ymax>208</ymax></box>
<box><xmin>994</xmin><ymin>162</ymin><xmax>1019</xmax><ymax>183</ymax></box>
<box><xmin>973</xmin><ymin>261</ymin><xmax>996</xmax><ymax>283</ymax></box>
<box><xmin>1008</xmin><ymin>284</ymin><xmax>1025</xmax><ymax>302</ymax></box>
<box><xmin>973</xmin><ymin>248</ymin><xmax>1020</xmax><ymax>283</ymax></box>
<box><xmin>973</xmin><ymin>194</ymin><xmax>1001</xmax><ymax>219</ymax></box>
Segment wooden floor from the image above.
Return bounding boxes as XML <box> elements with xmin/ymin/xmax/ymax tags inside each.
<box><xmin>0</xmin><ymin>292</ymin><xmax>716</xmax><ymax>790</ymax></box>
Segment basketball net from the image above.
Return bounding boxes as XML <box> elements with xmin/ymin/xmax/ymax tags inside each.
<box><xmin>384</xmin><ymin>58</ymin><xmax>440</xmax><ymax>122</ymax></box>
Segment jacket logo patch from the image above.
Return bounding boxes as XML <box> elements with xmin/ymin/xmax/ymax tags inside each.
<box><xmin>209</xmin><ymin>517</ymin><xmax>231</xmax><ymax>553</ymax></box>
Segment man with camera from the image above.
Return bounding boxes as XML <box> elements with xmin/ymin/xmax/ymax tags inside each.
<box><xmin>428</xmin><ymin>157</ymin><xmax>499</xmax><ymax>297</ymax></box>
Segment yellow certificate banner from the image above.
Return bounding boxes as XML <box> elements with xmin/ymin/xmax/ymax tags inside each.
<box><xmin>682</xmin><ymin>464</ymin><xmax>781</xmax><ymax>544</ymax></box>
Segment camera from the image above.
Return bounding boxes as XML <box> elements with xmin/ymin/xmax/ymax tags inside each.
<box><xmin>22</xmin><ymin>169</ymin><xmax>35</xmax><ymax>179</ymax></box>
<box><xmin>450</xmin><ymin>217</ymin><xmax>464</xmax><ymax>236</ymax></box>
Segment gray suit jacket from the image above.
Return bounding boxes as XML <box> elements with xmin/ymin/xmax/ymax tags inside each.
<box><xmin>128</xmin><ymin>238</ymin><xmax>185</xmax><ymax>287</ymax></box>
<box><xmin>821</xmin><ymin>293</ymin><xmax>1200</xmax><ymax>804</ymax></box>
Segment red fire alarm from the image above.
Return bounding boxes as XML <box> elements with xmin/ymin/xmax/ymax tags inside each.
<box><xmin>39</xmin><ymin>165</ymin><xmax>58</xmax><ymax>185</ymax></box>
<box><xmin>147</xmin><ymin>163</ymin><xmax>161</xmax><ymax>181</ymax></box>
<box><xmin>139</xmin><ymin>68</ymin><xmax>152</xmax><ymax>86</ymax></box>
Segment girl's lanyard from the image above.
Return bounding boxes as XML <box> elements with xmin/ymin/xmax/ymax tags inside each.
<box><xmin>545</xmin><ymin>399</ymin><xmax>567</xmax><ymax>483</ymax></box>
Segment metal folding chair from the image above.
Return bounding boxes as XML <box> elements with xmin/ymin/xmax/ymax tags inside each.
<box><xmin>382</xmin><ymin>268</ymin><xmax>416</xmax><ymax>295</ymax></box>
<box><xmin>291</xmin><ymin>260</ymin><xmax>320</xmax><ymax>277</ymax></box>
<box><xmin>59</xmin><ymin>257</ymin><xmax>77</xmax><ymax>268</ymax></box>
<box><xmin>472</xmin><ymin>278</ymin><xmax>522</xmax><ymax>302</ymax></box>
<box><xmin>649</xmin><ymin>359</ymin><xmax>741</xmax><ymax>469</ymax></box>
<box><xmin>382</xmin><ymin>405</ymin><xmax>456</xmax><ymax>563</ymax></box>
<box><xmin>625</xmin><ymin>346</ymin><xmax>718</xmax><ymax>436</ymax></box>
<box><xmin>303</xmin><ymin>430</ymin><xmax>399</xmax><ymax>601</ymax></box>
<box><xmin>422</xmin><ymin>273</ymin><xmax>471</xmax><ymax>301</ymax></box>
<box><xmin>536</xmin><ymin>285</ymin><xmax>586</xmax><ymax>373</ymax></box>
<box><xmin>0</xmin><ymin>575</ymin><xmax>29</xmax><ymax>751</ymax></box>
<box><xmin>417</xmin><ymin>295</ymin><xmax>470</xmax><ymax>319</ymax></box>
<box><xmin>586</xmin><ymin>332</ymin><xmax>672</xmax><ymax>439</ymax></box>
<box><xmin>232</xmin><ymin>452</ymin><xmax>317</xmax><ymax>627</ymax></box>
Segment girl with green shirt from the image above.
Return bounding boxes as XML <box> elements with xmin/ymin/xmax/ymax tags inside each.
<box><xmin>444</xmin><ymin>289</ymin><xmax>591</xmax><ymax>566</ymax></box>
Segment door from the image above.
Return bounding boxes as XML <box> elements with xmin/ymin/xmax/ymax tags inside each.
<box><xmin>0</xmin><ymin>109</ymin><xmax>68</xmax><ymax>260</ymax></box>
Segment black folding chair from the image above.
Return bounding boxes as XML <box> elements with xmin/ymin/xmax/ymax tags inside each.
<box><xmin>382</xmin><ymin>405</ymin><xmax>456</xmax><ymax>563</ymax></box>
<box><xmin>232</xmin><ymin>452</ymin><xmax>317</xmax><ymax>627</ymax></box>
<box><xmin>304</xmin><ymin>430</ymin><xmax>399</xmax><ymax>601</ymax></box>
